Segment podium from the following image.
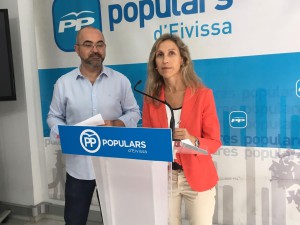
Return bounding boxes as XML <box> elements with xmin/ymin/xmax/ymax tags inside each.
<box><xmin>58</xmin><ymin>125</ymin><xmax>173</xmax><ymax>225</ymax></box>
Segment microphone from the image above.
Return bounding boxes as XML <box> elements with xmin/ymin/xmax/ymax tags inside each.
<box><xmin>134</xmin><ymin>80</ymin><xmax>177</xmax><ymax>140</ymax></box>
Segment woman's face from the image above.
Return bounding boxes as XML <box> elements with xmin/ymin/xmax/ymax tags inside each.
<box><xmin>155</xmin><ymin>40</ymin><xmax>183</xmax><ymax>80</ymax></box>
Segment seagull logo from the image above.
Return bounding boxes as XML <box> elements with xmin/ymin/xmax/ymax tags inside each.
<box><xmin>52</xmin><ymin>0</ymin><xmax>102</xmax><ymax>52</ymax></box>
<box><xmin>229</xmin><ymin>111</ymin><xmax>247</xmax><ymax>128</ymax></box>
<box><xmin>61</xmin><ymin>11</ymin><xmax>94</xmax><ymax>18</ymax></box>
<box><xmin>80</xmin><ymin>129</ymin><xmax>101</xmax><ymax>153</ymax></box>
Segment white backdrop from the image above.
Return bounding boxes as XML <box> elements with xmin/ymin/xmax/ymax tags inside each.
<box><xmin>34</xmin><ymin>0</ymin><xmax>300</xmax><ymax>224</ymax></box>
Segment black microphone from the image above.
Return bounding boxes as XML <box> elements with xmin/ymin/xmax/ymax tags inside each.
<box><xmin>134</xmin><ymin>80</ymin><xmax>178</xmax><ymax>140</ymax></box>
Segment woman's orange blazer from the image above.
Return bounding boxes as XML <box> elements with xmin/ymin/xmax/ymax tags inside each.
<box><xmin>142</xmin><ymin>86</ymin><xmax>221</xmax><ymax>191</ymax></box>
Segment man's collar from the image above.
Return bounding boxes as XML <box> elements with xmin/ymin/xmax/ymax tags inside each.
<box><xmin>75</xmin><ymin>66</ymin><xmax>108</xmax><ymax>80</ymax></box>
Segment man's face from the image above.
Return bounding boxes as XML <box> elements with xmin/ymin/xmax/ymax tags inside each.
<box><xmin>75</xmin><ymin>27</ymin><xmax>106</xmax><ymax>69</ymax></box>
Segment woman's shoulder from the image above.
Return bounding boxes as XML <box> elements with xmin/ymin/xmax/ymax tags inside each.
<box><xmin>191</xmin><ymin>86</ymin><xmax>213</xmax><ymax>95</ymax></box>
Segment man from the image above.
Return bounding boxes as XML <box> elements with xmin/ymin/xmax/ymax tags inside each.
<box><xmin>47</xmin><ymin>26</ymin><xmax>141</xmax><ymax>225</ymax></box>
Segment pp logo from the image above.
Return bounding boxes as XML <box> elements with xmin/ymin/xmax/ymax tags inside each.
<box><xmin>229</xmin><ymin>111</ymin><xmax>247</xmax><ymax>128</ymax></box>
<box><xmin>296</xmin><ymin>79</ymin><xmax>300</xmax><ymax>97</ymax></box>
<box><xmin>52</xmin><ymin>0</ymin><xmax>102</xmax><ymax>52</ymax></box>
<box><xmin>80</xmin><ymin>129</ymin><xmax>101</xmax><ymax>153</ymax></box>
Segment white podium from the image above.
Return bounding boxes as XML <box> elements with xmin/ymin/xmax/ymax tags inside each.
<box><xmin>93</xmin><ymin>158</ymin><xmax>169</xmax><ymax>225</ymax></box>
<box><xmin>59</xmin><ymin>125</ymin><xmax>173</xmax><ymax>225</ymax></box>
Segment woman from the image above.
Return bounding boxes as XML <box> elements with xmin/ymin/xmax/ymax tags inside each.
<box><xmin>142</xmin><ymin>33</ymin><xmax>221</xmax><ymax>225</ymax></box>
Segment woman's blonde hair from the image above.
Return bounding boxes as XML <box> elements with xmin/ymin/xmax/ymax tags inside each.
<box><xmin>145</xmin><ymin>33</ymin><xmax>203</xmax><ymax>102</ymax></box>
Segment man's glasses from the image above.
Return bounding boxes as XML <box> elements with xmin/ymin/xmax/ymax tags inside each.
<box><xmin>77</xmin><ymin>41</ymin><xmax>106</xmax><ymax>50</ymax></box>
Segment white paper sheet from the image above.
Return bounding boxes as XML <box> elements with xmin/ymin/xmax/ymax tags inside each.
<box><xmin>174</xmin><ymin>139</ymin><xmax>208</xmax><ymax>155</ymax></box>
<box><xmin>75</xmin><ymin>114</ymin><xmax>105</xmax><ymax>126</ymax></box>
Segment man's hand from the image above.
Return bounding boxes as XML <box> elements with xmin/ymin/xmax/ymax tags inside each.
<box><xmin>104</xmin><ymin>119</ymin><xmax>125</xmax><ymax>127</ymax></box>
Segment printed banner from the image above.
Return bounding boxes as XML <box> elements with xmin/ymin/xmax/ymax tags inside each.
<box><xmin>34</xmin><ymin>0</ymin><xmax>300</xmax><ymax>224</ymax></box>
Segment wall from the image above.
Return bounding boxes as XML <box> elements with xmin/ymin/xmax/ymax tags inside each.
<box><xmin>0</xmin><ymin>0</ymin><xmax>48</xmax><ymax>206</ymax></box>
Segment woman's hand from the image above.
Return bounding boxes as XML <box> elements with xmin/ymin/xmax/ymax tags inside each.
<box><xmin>173</xmin><ymin>128</ymin><xmax>196</xmax><ymax>144</ymax></box>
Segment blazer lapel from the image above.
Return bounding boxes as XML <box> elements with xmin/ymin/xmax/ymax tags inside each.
<box><xmin>180</xmin><ymin>88</ymin><xmax>198</xmax><ymax>127</ymax></box>
<box><xmin>156</xmin><ymin>88</ymin><xmax>168</xmax><ymax>128</ymax></box>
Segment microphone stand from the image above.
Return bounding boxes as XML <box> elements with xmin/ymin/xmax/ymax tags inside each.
<box><xmin>134</xmin><ymin>80</ymin><xmax>177</xmax><ymax>140</ymax></box>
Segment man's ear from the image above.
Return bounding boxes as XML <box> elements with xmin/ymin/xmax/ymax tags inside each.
<box><xmin>74</xmin><ymin>44</ymin><xmax>80</xmax><ymax>55</ymax></box>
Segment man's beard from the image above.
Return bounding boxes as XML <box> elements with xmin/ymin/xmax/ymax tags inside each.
<box><xmin>83</xmin><ymin>53</ymin><xmax>105</xmax><ymax>68</ymax></box>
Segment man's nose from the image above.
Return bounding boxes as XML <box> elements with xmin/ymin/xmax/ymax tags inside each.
<box><xmin>91</xmin><ymin>45</ymin><xmax>98</xmax><ymax>52</ymax></box>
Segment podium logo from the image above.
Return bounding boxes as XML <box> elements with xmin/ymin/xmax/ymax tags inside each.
<box><xmin>296</xmin><ymin>79</ymin><xmax>300</xmax><ymax>97</ymax></box>
<box><xmin>229</xmin><ymin>111</ymin><xmax>247</xmax><ymax>128</ymax></box>
<box><xmin>52</xmin><ymin>0</ymin><xmax>102</xmax><ymax>52</ymax></box>
<box><xmin>80</xmin><ymin>129</ymin><xmax>101</xmax><ymax>153</ymax></box>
